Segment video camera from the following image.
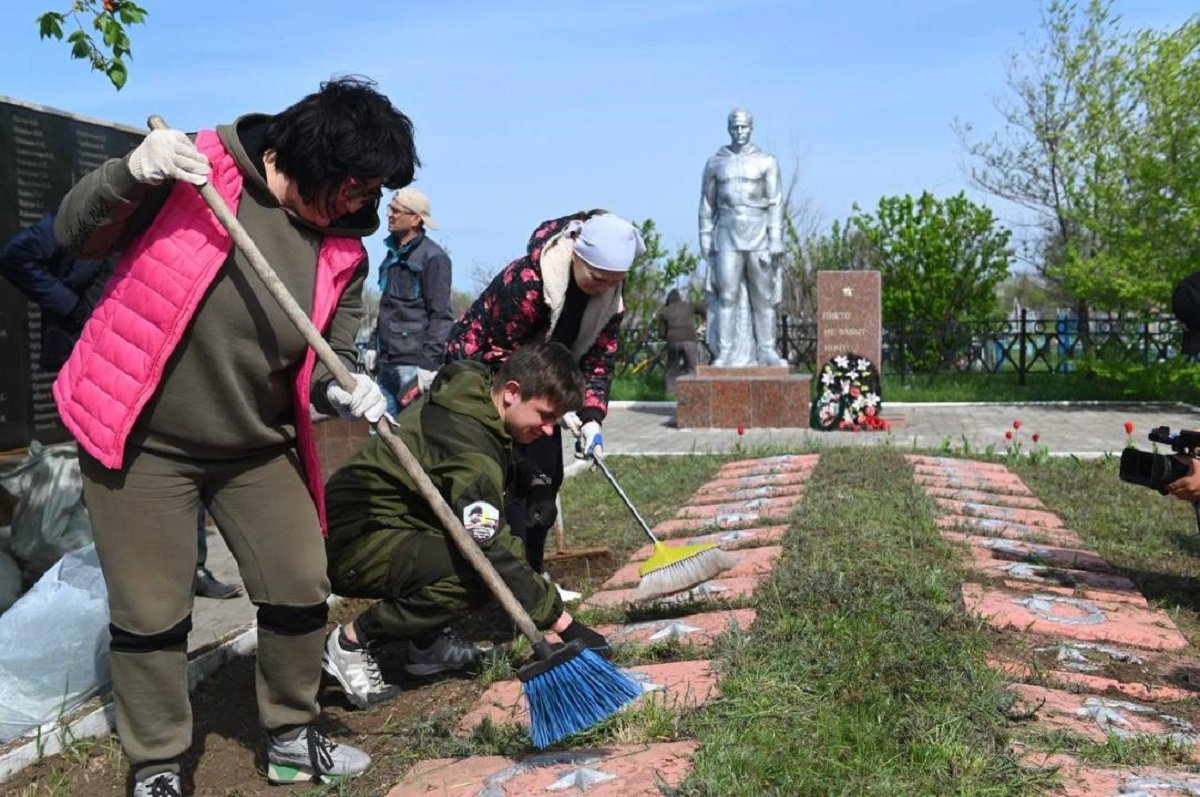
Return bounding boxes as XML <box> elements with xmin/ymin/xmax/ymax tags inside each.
<box><xmin>1118</xmin><ymin>426</ymin><xmax>1200</xmax><ymax>493</ymax></box>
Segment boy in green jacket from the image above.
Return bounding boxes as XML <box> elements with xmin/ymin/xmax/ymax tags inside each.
<box><xmin>321</xmin><ymin>342</ymin><xmax>610</xmax><ymax>707</ymax></box>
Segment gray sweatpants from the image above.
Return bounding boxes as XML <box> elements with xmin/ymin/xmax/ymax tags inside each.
<box><xmin>80</xmin><ymin>445</ymin><xmax>329</xmax><ymax>769</ymax></box>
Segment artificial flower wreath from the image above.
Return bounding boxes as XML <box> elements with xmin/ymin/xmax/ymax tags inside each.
<box><xmin>809</xmin><ymin>353</ymin><xmax>888</xmax><ymax>431</ymax></box>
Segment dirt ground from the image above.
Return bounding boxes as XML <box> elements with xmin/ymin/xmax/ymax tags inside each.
<box><xmin>5</xmin><ymin>557</ymin><xmax>622</xmax><ymax>797</ymax></box>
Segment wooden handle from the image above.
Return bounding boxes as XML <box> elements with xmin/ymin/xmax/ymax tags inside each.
<box><xmin>147</xmin><ymin>115</ymin><xmax>544</xmax><ymax>646</ymax></box>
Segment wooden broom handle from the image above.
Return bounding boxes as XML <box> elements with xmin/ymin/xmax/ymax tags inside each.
<box><xmin>146</xmin><ymin>116</ymin><xmax>543</xmax><ymax>644</ymax></box>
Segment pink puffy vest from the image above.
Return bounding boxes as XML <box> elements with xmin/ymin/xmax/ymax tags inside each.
<box><xmin>53</xmin><ymin>130</ymin><xmax>363</xmax><ymax>528</ymax></box>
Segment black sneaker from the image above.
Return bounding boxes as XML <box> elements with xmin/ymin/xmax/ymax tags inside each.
<box><xmin>405</xmin><ymin>628</ymin><xmax>484</xmax><ymax>676</ymax></box>
<box><xmin>195</xmin><ymin>567</ymin><xmax>242</xmax><ymax>599</ymax></box>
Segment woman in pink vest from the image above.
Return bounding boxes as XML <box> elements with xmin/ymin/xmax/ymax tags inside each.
<box><xmin>52</xmin><ymin>77</ymin><xmax>417</xmax><ymax>796</ymax></box>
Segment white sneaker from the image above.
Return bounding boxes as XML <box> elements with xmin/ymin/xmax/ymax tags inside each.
<box><xmin>542</xmin><ymin>571</ymin><xmax>582</xmax><ymax>603</ymax></box>
<box><xmin>321</xmin><ymin>628</ymin><xmax>400</xmax><ymax>709</ymax></box>
<box><xmin>266</xmin><ymin>725</ymin><xmax>370</xmax><ymax>784</ymax></box>
<box><xmin>133</xmin><ymin>772</ymin><xmax>181</xmax><ymax>797</ymax></box>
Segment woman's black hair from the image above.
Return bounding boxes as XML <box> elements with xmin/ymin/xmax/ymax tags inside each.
<box><xmin>265</xmin><ymin>75</ymin><xmax>418</xmax><ymax>214</ymax></box>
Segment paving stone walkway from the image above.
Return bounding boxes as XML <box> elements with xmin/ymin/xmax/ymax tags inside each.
<box><xmin>909</xmin><ymin>454</ymin><xmax>1200</xmax><ymax>794</ymax></box>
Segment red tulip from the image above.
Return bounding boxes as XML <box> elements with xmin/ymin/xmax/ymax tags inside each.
<box><xmin>736</xmin><ymin>424</ymin><xmax>745</xmax><ymax>436</ymax></box>
<box><xmin>1013</xmin><ymin>419</ymin><xmax>1022</xmax><ymax>430</ymax></box>
<box><xmin>1004</xmin><ymin>430</ymin><xmax>1014</xmax><ymax>440</ymax></box>
<box><xmin>1032</xmin><ymin>433</ymin><xmax>1040</xmax><ymax>443</ymax></box>
<box><xmin>1124</xmin><ymin>421</ymin><xmax>1134</xmax><ymax>435</ymax></box>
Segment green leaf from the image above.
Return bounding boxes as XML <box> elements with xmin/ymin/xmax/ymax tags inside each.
<box><xmin>70</xmin><ymin>37</ymin><xmax>92</xmax><ymax>60</ymax></box>
<box><xmin>108</xmin><ymin>60</ymin><xmax>128</xmax><ymax>90</ymax></box>
<box><xmin>37</xmin><ymin>12</ymin><xmax>65</xmax><ymax>39</ymax></box>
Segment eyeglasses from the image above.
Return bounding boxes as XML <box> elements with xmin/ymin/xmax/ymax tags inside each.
<box><xmin>342</xmin><ymin>177</ymin><xmax>384</xmax><ymax>206</ymax></box>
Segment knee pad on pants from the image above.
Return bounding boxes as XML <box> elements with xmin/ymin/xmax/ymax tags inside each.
<box><xmin>110</xmin><ymin>616</ymin><xmax>192</xmax><ymax>653</ymax></box>
<box><xmin>257</xmin><ymin>602</ymin><xmax>328</xmax><ymax>636</ymax></box>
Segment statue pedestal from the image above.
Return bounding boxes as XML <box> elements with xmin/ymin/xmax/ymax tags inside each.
<box><xmin>675</xmin><ymin>366</ymin><xmax>813</xmax><ymax>428</ymax></box>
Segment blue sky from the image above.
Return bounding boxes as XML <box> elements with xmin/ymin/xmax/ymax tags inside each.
<box><xmin>2</xmin><ymin>1</ymin><xmax>1196</xmax><ymax>294</ymax></box>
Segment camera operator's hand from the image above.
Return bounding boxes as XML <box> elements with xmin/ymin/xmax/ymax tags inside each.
<box><xmin>1165</xmin><ymin>456</ymin><xmax>1200</xmax><ymax>502</ymax></box>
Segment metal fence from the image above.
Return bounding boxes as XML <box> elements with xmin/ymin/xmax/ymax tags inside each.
<box><xmin>618</xmin><ymin>310</ymin><xmax>1182</xmax><ymax>384</ymax></box>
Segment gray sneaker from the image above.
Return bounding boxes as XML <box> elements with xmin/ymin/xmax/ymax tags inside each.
<box><xmin>266</xmin><ymin>725</ymin><xmax>370</xmax><ymax>784</ymax></box>
<box><xmin>322</xmin><ymin>628</ymin><xmax>400</xmax><ymax>709</ymax></box>
<box><xmin>405</xmin><ymin>628</ymin><xmax>484</xmax><ymax>676</ymax></box>
<box><xmin>133</xmin><ymin>772</ymin><xmax>181</xmax><ymax>797</ymax></box>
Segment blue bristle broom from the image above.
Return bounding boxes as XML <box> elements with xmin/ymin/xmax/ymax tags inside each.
<box><xmin>164</xmin><ymin>116</ymin><xmax>643</xmax><ymax>748</ymax></box>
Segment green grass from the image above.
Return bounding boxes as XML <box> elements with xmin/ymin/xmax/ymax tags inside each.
<box><xmin>612</xmin><ymin>366</ymin><xmax>1200</xmax><ymax>404</ymax></box>
<box><xmin>885</xmin><ymin>370</ymin><xmax>1195</xmax><ymax>403</ymax></box>
<box><xmin>559</xmin><ymin>448</ymin><xmax>1200</xmax><ymax>791</ymax></box>
<box><xmin>674</xmin><ymin>448</ymin><xmax>1045</xmax><ymax>796</ymax></box>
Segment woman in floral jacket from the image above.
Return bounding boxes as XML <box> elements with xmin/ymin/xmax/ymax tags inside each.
<box><xmin>445</xmin><ymin>210</ymin><xmax>644</xmax><ymax>575</ymax></box>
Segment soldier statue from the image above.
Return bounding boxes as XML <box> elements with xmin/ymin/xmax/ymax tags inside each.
<box><xmin>699</xmin><ymin>107</ymin><xmax>786</xmax><ymax>367</ymax></box>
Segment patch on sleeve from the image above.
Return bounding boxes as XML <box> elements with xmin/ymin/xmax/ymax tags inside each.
<box><xmin>463</xmin><ymin>500</ymin><xmax>500</xmax><ymax>543</ymax></box>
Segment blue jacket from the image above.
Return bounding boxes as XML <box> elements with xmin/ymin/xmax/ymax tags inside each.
<box><xmin>0</xmin><ymin>212</ymin><xmax>112</xmax><ymax>371</ymax></box>
<box><xmin>375</xmin><ymin>233</ymin><xmax>454</xmax><ymax>369</ymax></box>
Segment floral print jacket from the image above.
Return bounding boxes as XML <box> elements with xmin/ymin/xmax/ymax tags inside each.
<box><xmin>446</xmin><ymin>212</ymin><xmax>622</xmax><ymax>422</ymax></box>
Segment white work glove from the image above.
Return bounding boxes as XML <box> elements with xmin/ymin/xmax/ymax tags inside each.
<box><xmin>326</xmin><ymin>374</ymin><xmax>387</xmax><ymax>423</ymax></box>
<box><xmin>561</xmin><ymin>411</ymin><xmax>582</xmax><ymax>435</ymax></box>
<box><xmin>415</xmin><ymin>367</ymin><xmax>438</xmax><ymax>392</ymax></box>
<box><xmin>362</xmin><ymin>348</ymin><xmax>377</xmax><ymax>373</ymax></box>
<box><xmin>127</xmin><ymin>128</ymin><xmax>211</xmax><ymax>186</ymax></box>
<box><xmin>574</xmin><ymin>420</ymin><xmax>603</xmax><ymax>460</ymax></box>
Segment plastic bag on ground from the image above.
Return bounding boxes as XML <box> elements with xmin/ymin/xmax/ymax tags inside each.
<box><xmin>0</xmin><ymin>442</ymin><xmax>93</xmax><ymax>581</ymax></box>
<box><xmin>0</xmin><ymin>543</ymin><xmax>111</xmax><ymax>743</ymax></box>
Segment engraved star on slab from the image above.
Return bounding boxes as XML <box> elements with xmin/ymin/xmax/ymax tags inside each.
<box><xmin>546</xmin><ymin>767</ymin><xmax>618</xmax><ymax>791</ymax></box>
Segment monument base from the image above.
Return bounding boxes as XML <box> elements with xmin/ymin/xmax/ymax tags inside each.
<box><xmin>675</xmin><ymin>367</ymin><xmax>813</xmax><ymax>428</ymax></box>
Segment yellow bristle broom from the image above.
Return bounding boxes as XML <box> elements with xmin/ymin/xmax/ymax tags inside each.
<box><xmin>565</xmin><ymin>416</ymin><xmax>737</xmax><ymax>599</ymax></box>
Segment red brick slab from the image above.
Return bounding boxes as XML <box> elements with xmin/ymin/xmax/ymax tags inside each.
<box><xmin>1021</xmin><ymin>752</ymin><xmax>1200</xmax><ymax>797</ymax></box>
<box><xmin>920</xmin><ymin>485</ymin><xmax>1046</xmax><ymax>509</ymax></box>
<box><xmin>717</xmin><ymin>454</ymin><xmax>819</xmax><ymax>476</ymax></box>
<box><xmin>677</xmin><ymin>494</ymin><xmax>804</xmax><ymax>519</ymax></box>
<box><xmin>581</xmin><ymin>576</ymin><xmax>761</xmax><ymax>610</ymax></box>
<box><xmin>387</xmin><ymin>741</ymin><xmax>699</xmax><ymax>797</ymax></box>
<box><xmin>932</xmin><ymin>498</ymin><xmax>1065</xmax><ymax>529</ymax></box>
<box><xmin>905</xmin><ymin>455</ymin><xmax>1013</xmax><ymax>473</ymax></box>
<box><xmin>962</xmin><ymin>583</ymin><xmax>1188</xmax><ymax>651</ymax></box>
<box><xmin>654</xmin><ymin>506</ymin><xmax>793</xmax><ymax>538</ymax></box>
<box><xmin>601</xmin><ymin>546</ymin><xmax>780</xmax><ymax>590</ymax></box>
<box><xmin>997</xmin><ymin>658</ymin><xmax>1190</xmax><ymax>703</ymax></box>
<box><xmin>999</xmin><ymin>577</ymin><xmax>1149</xmax><ymax>608</ymax></box>
<box><xmin>704</xmin><ymin>470</ymin><xmax>814</xmax><ymax>493</ymax></box>
<box><xmin>629</xmin><ymin>526</ymin><xmax>787</xmax><ymax>562</ymax></box>
<box><xmin>964</xmin><ymin>554</ymin><xmax>1137</xmax><ymax>593</ymax></box>
<box><xmin>911</xmin><ymin>466</ymin><xmax>1033</xmax><ymax>491</ymax></box>
<box><xmin>942</xmin><ymin>533</ymin><xmax>1116</xmax><ymax>572</ymax></box>
<box><xmin>1009</xmin><ymin>683</ymin><xmax>1199</xmax><ymax>745</ymax></box>
<box><xmin>689</xmin><ymin>482</ymin><xmax>806</xmax><ymax>505</ymax></box>
<box><xmin>935</xmin><ymin>515</ymin><xmax>1083</xmax><ymax>547</ymax></box>
<box><xmin>457</xmin><ymin>661</ymin><xmax>721</xmax><ymax>736</ymax></box>
<box><xmin>596</xmin><ymin>608</ymin><xmax>757</xmax><ymax>648</ymax></box>
<box><xmin>913</xmin><ymin>472</ymin><xmax>1035</xmax><ymax>496</ymax></box>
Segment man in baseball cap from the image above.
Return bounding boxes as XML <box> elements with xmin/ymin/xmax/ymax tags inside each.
<box><xmin>366</xmin><ymin>187</ymin><xmax>454</xmax><ymax>413</ymax></box>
